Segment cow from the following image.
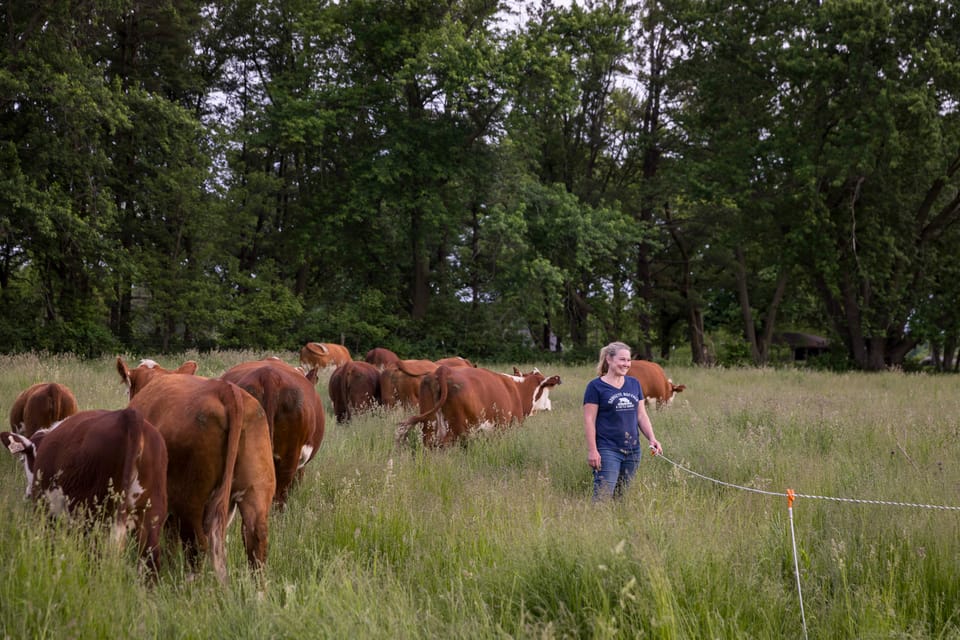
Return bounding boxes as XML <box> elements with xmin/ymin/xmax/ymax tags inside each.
<box><xmin>1</xmin><ymin>407</ymin><xmax>168</xmax><ymax>574</ymax></box>
<box><xmin>221</xmin><ymin>358</ymin><xmax>325</xmax><ymax>506</ymax></box>
<box><xmin>379</xmin><ymin>357</ymin><xmax>476</xmax><ymax>409</ymax></box>
<box><xmin>299</xmin><ymin>342</ymin><xmax>352</xmax><ymax>371</ymax></box>
<box><xmin>9</xmin><ymin>382</ymin><xmax>79</xmax><ymax>437</ymax></box>
<box><xmin>396</xmin><ymin>365</ymin><xmax>551</xmax><ymax>448</ymax></box>
<box><xmin>329</xmin><ymin>360</ymin><xmax>381</xmax><ymax>423</ymax></box>
<box><xmin>117</xmin><ymin>357</ymin><xmax>275</xmax><ymax>582</ymax></box>
<box><xmin>511</xmin><ymin>367</ymin><xmax>563</xmax><ymax>412</ymax></box>
<box><xmin>364</xmin><ymin>347</ymin><xmax>401</xmax><ymax>370</ymax></box>
<box><xmin>379</xmin><ymin>359</ymin><xmax>437</xmax><ymax>409</ymax></box>
<box><xmin>627</xmin><ymin>360</ymin><xmax>686</xmax><ymax>408</ymax></box>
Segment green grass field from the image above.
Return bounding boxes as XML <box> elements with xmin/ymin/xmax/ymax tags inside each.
<box><xmin>1</xmin><ymin>352</ymin><xmax>958</xmax><ymax>639</ymax></box>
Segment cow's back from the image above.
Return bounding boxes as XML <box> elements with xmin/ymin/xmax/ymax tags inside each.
<box><xmin>329</xmin><ymin>360</ymin><xmax>381</xmax><ymax>423</ymax></box>
<box><xmin>418</xmin><ymin>366</ymin><xmax>524</xmax><ymax>447</ymax></box>
<box><xmin>127</xmin><ymin>373</ymin><xmax>275</xmax><ymax>576</ymax></box>
<box><xmin>627</xmin><ymin>360</ymin><xmax>682</xmax><ymax>406</ymax></box>
<box><xmin>20</xmin><ymin>407</ymin><xmax>168</xmax><ymax>572</ymax></box>
<box><xmin>10</xmin><ymin>382</ymin><xmax>78</xmax><ymax>437</ymax></box>
<box><xmin>222</xmin><ymin>359</ymin><xmax>322</xmax><ymax>505</ymax></box>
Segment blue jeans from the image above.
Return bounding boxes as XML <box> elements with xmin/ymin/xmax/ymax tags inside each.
<box><xmin>593</xmin><ymin>447</ymin><xmax>642</xmax><ymax>501</ymax></box>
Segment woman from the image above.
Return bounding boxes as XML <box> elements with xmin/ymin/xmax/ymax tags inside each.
<box><xmin>583</xmin><ymin>341</ymin><xmax>663</xmax><ymax>500</ymax></box>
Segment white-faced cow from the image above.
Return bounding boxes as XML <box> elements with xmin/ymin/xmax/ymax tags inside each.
<box><xmin>511</xmin><ymin>367</ymin><xmax>563</xmax><ymax>412</ymax></box>
<box><xmin>396</xmin><ymin>366</ymin><xmax>553</xmax><ymax>448</ymax></box>
<box><xmin>329</xmin><ymin>360</ymin><xmax>381</xmax><ymax>423</ymax></box>
<box><xmin>627</xmin><ymin>360</ymin><xmax>686</xmax><ymax>408</ymax></box>
<box><xmin>221</xmin><ymin>358</ymin><xmax>325</xmax><ymax>506</ymax></box>
<box><xmin>299</xmin><ymin>342</ymin><xmax>352</xmax><ymax>371</ymax></box>
<box><xmin>117</xmin><ymin>357</ymin><xmax>275</xmax><ymax>582</ymax></box>
<box><xmin>9</xmin><ymin>382</ymin><xmax>79</xmax><ymax>437</ymax></box>
<box><xmin>1</xmin><ymin>407</ymin><xmax>168</xmax><ymax>574</ymax></box>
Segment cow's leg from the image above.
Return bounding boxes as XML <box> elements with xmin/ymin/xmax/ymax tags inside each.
<box><xmin>273</xmin><ymin>451</ymin><xmax>303</xmax><ymax>508</ymax></box>
<box><xmin>235</xmin><ymin>491</ymin><xmax>271</xmax><ymax>571</ymax></box>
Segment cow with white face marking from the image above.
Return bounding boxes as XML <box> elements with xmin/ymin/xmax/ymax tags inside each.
<box><xmin>627</xmin><ymin>360</ymin><xmax>686</xmax><ymax>409</ymax></box>
<box><xmin>511</xmin><ymin>367</ymin><xmax>562</xmax><ymax>412</ymax></box>
<box><xmin>396</xmin><ymin>365</ymin><xmax>559</xmax><ymax>448</ymax></box>
<box><xmin>1</xmin><ymin>407</ymin><xmax>168</xmax><ymax>574</ymax></box>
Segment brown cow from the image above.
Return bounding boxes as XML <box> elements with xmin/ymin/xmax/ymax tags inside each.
<box><xmin>396</xmin><ymin>366</ymin><xmax>550</xmax><ymax>448</ymax></box>
<box><xmin>221</xmin><ymin>358</ymin><xmax>325</xmax><ymax>506</ymax></box>
<box><xmin>364</xmin><ymin>347</ymin><xmax>401</xmax><ymax>369</ymax></box>
<box><xmin>117</xmin><ymin>357</ymin><xmax>275</xmax><ymax>582</ymax></box>
<box><xmin>627</xmin><ymin>360</ymin><xmax>686</xmax><ymax>408</ymax></box>
<box><xmin>380</xmin><ymin>357</ymin><xmax>476</xmax><ymax>409</ymax></box>
<box><xmin>9</xmin><ymin>382</ymin><xmax>79</xmax><ymax>437</ymax></box>
<box><xmin>299</xmin><ymin>342</ymin><xmax>352</xmax><ymax>371</ymax></box>
<box><xmin>329</xmin><ymin>360</ymin><xmax>381</xmax><ymax>423</ymax></box>
<box><xmin>1</xmin><ymin>407</ymin><xmax>168</xmax><ymax>573</ymax></box>
<box><xmin>379</xmin><ymin>359</ymin><xmax>436</xmax><ymax>409</ymax></box>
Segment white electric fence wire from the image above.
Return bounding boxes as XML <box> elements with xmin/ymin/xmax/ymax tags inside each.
<box><xmin>650</xmin><ymin>451</ymin><xmax>960</xmax><ymax>639</ymax></box>
<box><xmin>787</xmin><ymin>503</ymin><xmax>809</xmax><ymax>640</ymax></box>
<box><xmin>652</xmin><ymin>453</ymin><xmax>960</xmax><ymax>511</ymax></box>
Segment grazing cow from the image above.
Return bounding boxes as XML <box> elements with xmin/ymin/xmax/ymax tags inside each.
<box><xmin>379</xmin><ymin>357</ymin><xmax>476</xmax><ymax>409</ymax></box>
<box><xmin>329</xmin><ymin>360</ymin><xmax>381</xmax><ymax>423</ymax></box>
<box><xmin>379</xmin><ymin>359</ymin><xmax>436</xmax><ymax>409</ymax></box>
<box><xmin>9</xmin><ymin>382</ymin><xmax>79</xmax><ymax>437</ymax></box>
<box><xmin>627</xmin><ymin>360</ymin><xmax>686</xmax><ymax>408</ymax></box>
<box><xmin>1</xmin><ymin>407</ymin><xmax>168</xmax><ymax>573</ymax></box>
<box><xmin>117</xmin><ymin>358</ymin><xmax>275</xmax><ymax>582</ymax></box>
<box><xmin>396</xmin><ymin>366</ymin><xmax>551</xmax><ymax>448</ymax></box>
<box><xmin>364</xmin><ymin>347</ymin><xmax>401</xmax><ymax>369</ymax></box>
<box><xmin>511</xmin><ymin>367</ymin><xmax>563</xmax><ymax>412</ymax></box>
<box><xmin>299</xmin><ymin>342</ymin><xmax>352</xmax><ymax>371</ymax></box>
<box><xmin>221</xmin><ymin>358</ymin><xmax>325</xmax><ymax>506</ymax></box>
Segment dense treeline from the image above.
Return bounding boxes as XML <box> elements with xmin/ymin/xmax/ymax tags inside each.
<box><xmin>2</xmin><ymin>0</ymin><xmax>959</xmax><ymax>369</ymax></box>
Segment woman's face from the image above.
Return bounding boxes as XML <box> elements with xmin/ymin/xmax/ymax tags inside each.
<box><xmin>608</xmin><ymin>349</ymin><xmax>632</xmax><ymax>375</ymax></box>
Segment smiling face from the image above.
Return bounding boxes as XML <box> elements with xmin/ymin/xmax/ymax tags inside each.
<box><xmin>607</xmin><ymin>349</ymin><xmax>632</xmax><ymax>376</ymax></box>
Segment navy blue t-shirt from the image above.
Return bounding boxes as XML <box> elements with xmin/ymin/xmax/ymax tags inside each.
<box><xmin>583</xmin><ymin>376</ymin><xmax>644</xmax><ymax>451</ymax></box>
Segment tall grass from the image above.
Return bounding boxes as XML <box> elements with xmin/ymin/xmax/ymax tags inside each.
<box><xmin>1</xmin><ymin>354</ymin><xmax>958</xmax><ymax>638</ymax></box>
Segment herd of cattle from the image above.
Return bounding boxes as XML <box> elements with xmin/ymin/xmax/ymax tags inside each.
<box><xmin>1</xmin><ymin>343</ymin><xmax>685</xmax><ymax>583</ymax></box>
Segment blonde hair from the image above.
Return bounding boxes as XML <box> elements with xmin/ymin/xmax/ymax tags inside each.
<box><xmin>596</xmin><ymin>341</ymin><xmax>631</xmax><ymax>376</ymax></box>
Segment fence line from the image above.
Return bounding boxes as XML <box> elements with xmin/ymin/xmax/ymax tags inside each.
<box><xmin>649</xmin><ymin>450</ymin><xmax>960</xmax><ymax>640</ymax></box>
<box><xmin>651</xmin><ymin>451</ymin><xmax>960</xmax><ymax>511</ymax></box>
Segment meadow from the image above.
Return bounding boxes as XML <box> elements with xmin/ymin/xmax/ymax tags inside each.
<box><xmin>1</xmin><ymin>351</ymin><xmax>959</xmax><ymax>639</ymax></box>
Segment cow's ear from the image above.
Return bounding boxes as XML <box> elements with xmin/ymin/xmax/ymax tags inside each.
<box><xmin>178</xmin><ymin>361</ymin><xmax>199</xmax><ymax>375</ymax></box>
<box><xmin>1</xmin><ymin>431</ymin><xmax>33</xmax><ymax>457</ymax></box>
<box><xmin>116</xmin><ymin>356</ymin><xmax>131</xmax><ymax>384</ymax></box>
<box><xmin>305</xmin><ymin>368</ymin><xmax>319</xmax><ymax>385</ymax></box>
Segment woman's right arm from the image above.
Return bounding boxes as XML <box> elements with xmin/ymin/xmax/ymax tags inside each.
<box><xmin>583</xmin><ymin>403</ymin><xmax>601</xmax><ymax>470</ymax></box>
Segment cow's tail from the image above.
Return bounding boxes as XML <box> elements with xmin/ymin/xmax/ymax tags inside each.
<box><xmin>204</xmin><ymin>381</ymin><xmax>245</xmax><ymax>583</ymax></box>
<box><xmin>259</xmin><ymin>370</ymin><xmax>282</xmax><ymax>440</ymax></box>
<box><xmin>332</xmin><ymin>366</ymin><xmax>350</xmax><ymax>423</ymax></box>
<box><xmin>395</xmin><ymin>366</ymin><xmax>450</xmax><ymax>446</ymax></box>
<box><xmin>112</xmin><ymin>407</ymin><xmax>145</xmax><ymax>551</ymax></box>
<box><xmin>48</xmin><ymin>383</ymin><xmax>77</xmax><ymax>422</ymax></box>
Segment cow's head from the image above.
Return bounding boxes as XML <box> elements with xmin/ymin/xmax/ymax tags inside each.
<box><xmin>117</xmin><ymin>357</ymin><xmax>199</xmax><ymax>398</ymax></box>
<box><xmin>532</xmin><ymin>374</ymin><xmax>561</xmax><ymax>413</ymax></box>
<box><xmin>1</xmin><ymin>431</ymin><xmax>38</xmax><ymax>498</ymax></box>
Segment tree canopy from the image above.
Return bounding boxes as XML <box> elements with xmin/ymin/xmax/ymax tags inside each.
<box><xmin>2</xmin><ymin>0</ymin><xmax>959</xmax><ymax>369</ymax></box>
